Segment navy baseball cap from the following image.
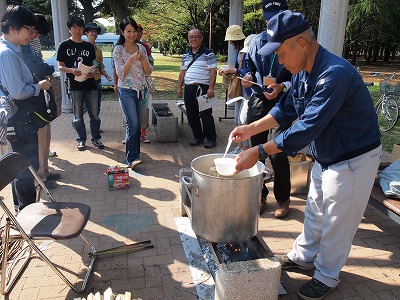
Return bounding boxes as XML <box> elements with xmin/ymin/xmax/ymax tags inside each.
<box><xmin>258</xmin><ymin>10</ymin><xmax>311</xmax><ymax>56</ymax></box>
<box><xmin>262</xmin><ymin>0</ymin><xmax>288</xmax><ymax>21</ymax></box>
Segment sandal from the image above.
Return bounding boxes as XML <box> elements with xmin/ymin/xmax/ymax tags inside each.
<box><xmin>128</xmin><ymin>160</ymin><xmax>142</xmax><ymax>170</ymax></box>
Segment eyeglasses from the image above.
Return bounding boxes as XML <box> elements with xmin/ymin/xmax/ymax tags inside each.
<box><xmin>189</xmin><ymin>35</ymin><xmax>202</xmax><ymax>40</ymax></box>
<box><xmin>88</xmin><ymin>29</ymin><xmax>99</xmax><ymax>34</ymax></box>
<box><xmin>22</xmin><ymin>25</ymin><xmax>35</xmax><ymax>35</ymax></box>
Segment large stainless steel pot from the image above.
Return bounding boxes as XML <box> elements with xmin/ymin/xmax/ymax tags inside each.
<box><xmin>181</xmin><ymin>153</ymin><xmax>265</xmax><ymax>243</ymax></box>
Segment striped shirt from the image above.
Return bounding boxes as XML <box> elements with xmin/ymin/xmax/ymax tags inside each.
<box><xmin>29</xmin><ymin>37</ymin><xmax>42</xmax><ymax>59</ymax></box>
<box><xmin>180</xmin><ymin>46</ymin><xmax>217</xmax><ymax>85</ymax></box>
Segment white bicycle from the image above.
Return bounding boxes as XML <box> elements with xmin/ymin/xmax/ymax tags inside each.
<box><xmin>374</xmin><ymin>72</ymin><xmax>400</xmax><ymax>132</ymax></box>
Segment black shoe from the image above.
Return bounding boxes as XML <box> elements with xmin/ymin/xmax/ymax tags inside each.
<box><xmin>275</xmin><ymin>254</ymin><xmax>314</xmax><ymax>270</ymax></box>
<box><xmin>44</xmin><ymin>181</ymin><xmax>57</xmax><ymax>190</ymax></box>
<box><xmin>204</xmin><ymin>140</ymin><xmax>217</xmax><ymax>149</ymax></box>
<box><xmin>297</xmin><ymin>278</ymin><xmax>333</xmax><ymax>300</ymax></box>
<box><xmin>77</xmin><ymin>141</ymin><xmax>86</xmax><ymax>151</ymax></box>
<box><xmin>190</xmin><ymin>138</ymin><xmax>203</xmax><ymax>146</ymax></box>
<box><xmin>92</xmin><ymin>139</ymin><xmax>105</xmax><ymax>149</ymax></box>
<box><xmin>46</xmin><ymin>172</ymin><xmax>61</xmax><ymax>181</ymax></box>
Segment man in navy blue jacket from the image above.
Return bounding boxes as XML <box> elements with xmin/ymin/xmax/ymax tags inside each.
<box><xmin>231</xmin><ymin>10</ymin><xmax>381</xmax><ymax>300</ymax></box>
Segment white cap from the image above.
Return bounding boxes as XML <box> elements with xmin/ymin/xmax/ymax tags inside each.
<box><xmin>240</xmin><ymin>34</ymin><xmax>257</xmax><ymax>53</ymax></box>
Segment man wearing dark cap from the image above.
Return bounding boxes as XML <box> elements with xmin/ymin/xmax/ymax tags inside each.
<box><xmin>84</xmin><ymin>22</ymin><xmax>111</xmax><ymax>119</ymax></box>
<box><xmin>242</xmin><ymin>0</ymin><xmax>292</xmax><ymax>217</ymax></box>
<box><xmin>231</xmin><ymin>10</ymin><xmax>381</xmax><ymax>300</ymax></box>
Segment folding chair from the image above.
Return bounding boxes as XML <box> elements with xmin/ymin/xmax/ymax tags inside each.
<box><xmin>0</xmin><ymin>152</ymin><xmax>96</xmax><ymax>295</ymax></box>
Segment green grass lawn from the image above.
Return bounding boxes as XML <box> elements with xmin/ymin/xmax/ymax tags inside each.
<box><xmin>369</xmin><ymin>85</ymin><xmax>400</xmax><ymax>152</ymax></box>
<box><xmin>151</xmin><ymin>53</ymin><xmax>226</xmax><ymax>100</ymax></box>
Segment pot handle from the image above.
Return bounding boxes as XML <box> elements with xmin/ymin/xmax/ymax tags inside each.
<box><xmin>181</xmin><ymin>175</ymin><xmax>199</xmax><ymax>198</ymax></box>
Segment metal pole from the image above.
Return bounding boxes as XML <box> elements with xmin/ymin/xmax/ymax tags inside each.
<box><xmin>209</xmin><ymin>10</ymin><xmax>212</xmax><ymax>49</ymax></box>
<box><xmin>317</xmin><ymin>0</ymin><xmax>349</xmax><ymax>56</ymax></box>
<box><xmin>0</xmin><ymin>0</ymin><xmax>6</xmax><ymax>18</ymax></box>
<box><xmin>228</xmin><ymin>0</ymin><xmax>244</xmax><ymax>66</ymax></box>
<box><xmin>51</xmin><ymin>0</ymin><xmax>72</xmax><ymax>113</ymax></box>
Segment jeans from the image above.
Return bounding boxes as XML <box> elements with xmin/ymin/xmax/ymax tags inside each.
<box><xmin>6</xmin><ymin>108</ymin><xmax>39</xmax><ymax>211</ymax></box>
<box><xmin>118</xmin><ymin>88</ymin><xmax>143</xmax><ymax>165</ymax></box>
<box><xmin>184</xmin><ymin>84</ymin><xmax>217</xmax><ymax>142</ymax></box>
<box><xmin>71</xmin><ymin>89</ymin><xmax>101</xmax><ymax>142</ymax></box>
<box><xmin>96</xmin><ymin>79</ymin><xmax>102</xmax><ymax>115</ymax></box>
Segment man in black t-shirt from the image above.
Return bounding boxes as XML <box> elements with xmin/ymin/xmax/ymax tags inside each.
<box><xmin>56</xmin><ymin>16</ymin><xmax>104</xmax><ymax>151</ymax></box>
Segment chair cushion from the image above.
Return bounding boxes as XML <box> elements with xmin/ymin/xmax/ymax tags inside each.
<box><xmin>15</xmin><ymin>202</ymin><xmax>91</xmax><ymax>239</ymax></box>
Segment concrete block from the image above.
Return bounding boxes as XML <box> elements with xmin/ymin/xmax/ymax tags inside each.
<box><xmin>152</xmin><ymin>103</ymin><xmax>178</xmax><ymax>143</ymax></box>
<box><xmin>214</xmin><ymin>258</ymin><xmax>281</xmax><ymax>300</ymax></box>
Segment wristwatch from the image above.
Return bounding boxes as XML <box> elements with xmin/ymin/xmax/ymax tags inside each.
<box><xmin>282</xmin><ymin>83</ymin><xmax>287</xmax><ymax>93</ymax></box>
<box><xmin>258</xmin><ymin>144</ymin><xmax>269</xmax><ymax>160</ymax></box>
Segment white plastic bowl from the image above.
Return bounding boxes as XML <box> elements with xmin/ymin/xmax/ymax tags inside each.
<box><xmin>214</xmin><ymin>157</ymin><xmax>237</xmax><ymax>176</ymax></box>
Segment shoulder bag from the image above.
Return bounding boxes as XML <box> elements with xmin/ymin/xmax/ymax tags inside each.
<box><xmin>0</xmin><ymin>84</ymin><xmax>56</xmax><ymax>129</ymax></box>
<box><xmin>227</xmin><ymin>74</ymin><xmax>242</xmax><ymax>99</ymax></box>
<box><xmin>14</xmin><ymin>89</ymin><xmax>58</xmax><ymax>129</ymax></box>
<box><xmin>196</xmin><ymin>86</ymin><xmax>219</xmax><ymax>112</ymax></box>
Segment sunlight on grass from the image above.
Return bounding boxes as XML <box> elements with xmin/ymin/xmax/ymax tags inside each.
<box><xmin>152</xmin><ymin>53</ymin><xmax>226</xmax><ymax>100</ymax></box>
<box><xmin>365</xmin><ymin>83</ymin><xmax>400</xmax><ymax>152</ymax></box>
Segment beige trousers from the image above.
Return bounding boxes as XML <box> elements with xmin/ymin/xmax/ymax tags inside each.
<box><xmin>141</xmin><ymin>107</ymin><xmax>149</xmax><ymax>130</ymax></box>
<box><xmin>37</xmin><ymin>123</ymin><xmax>51</xmax><ymax>178</ymax></box>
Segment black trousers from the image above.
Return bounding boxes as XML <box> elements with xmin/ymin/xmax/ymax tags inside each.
<box><xmin>247</xmin><ymin>94</ymin><xmax>291</xmax><ymax>203</ymax></box>
<box><xmin>7</xmin><ymin>108</ymin><xmax>39</xmax><ymax>210</ymax></box>
<box><xmin>184</xmin><ymin>84</ymin><xmax>216</xmax><ymax>142</ymax></box>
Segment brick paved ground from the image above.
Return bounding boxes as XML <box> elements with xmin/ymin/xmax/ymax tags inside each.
<box><xmin>1</xmin><ymin>98</ymin><xmax>399</xmax><ymax>300</ymax></box>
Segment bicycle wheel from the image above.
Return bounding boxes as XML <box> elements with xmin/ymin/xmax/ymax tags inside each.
<box><xmin>375</xmin><ymin>95</ymin><xmax>399</xmax><ymax>131</ymax></box>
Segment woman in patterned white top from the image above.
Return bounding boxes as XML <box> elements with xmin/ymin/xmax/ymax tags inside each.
<box><xmin>113</xmin><ymin>17</ymin><xmax>151</xmax><ymax>169</ymax></box>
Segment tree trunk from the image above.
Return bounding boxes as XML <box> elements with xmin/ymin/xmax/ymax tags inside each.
<box><xmin>371</xmin><ymin>44</ymin><xmax>379</xmax><ymax>63</ymax></box>
<box><xmin>351</xmin><ymin>41</ymin><xmax>358</xmax><ymax>65</ymax></box>
<box><xmin>366</xmin><ymin>44</ymin><xmax>373</xmax><ymax>64</ymax></box>
<box><xmin>383</xmin><ymin>46</ymin><xmax>390</xmax><ymax>62</ymax></box>
<box><xmin>107</xmin><ymin>0</ymin><xmax>131</xmax><ymax>33</ymax></box>
<box><xmin>78</xmin><ymin>0</ymin><xmax>97</xmax><ymax>23</ymax></box>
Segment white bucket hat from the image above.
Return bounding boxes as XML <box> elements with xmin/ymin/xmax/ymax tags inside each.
<box><xmin>224</xmin><ymin>25</ymin><xmax>246</xmax><ymax>41</ymax></box>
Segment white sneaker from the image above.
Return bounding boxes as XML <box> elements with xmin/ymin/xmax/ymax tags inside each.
<box><xmin>48</xmin><ymin>150</ymin><xmax>57</xmax><ymax>157</ymax></box>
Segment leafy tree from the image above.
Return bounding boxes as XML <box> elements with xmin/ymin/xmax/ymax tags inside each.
<box><xmin>242</xmin><ymin>0</ymin><xmax>321</xmax><ymax>42</ymax></box>
<box><xmin>134</xmin><ymin>0</ymin><xmax>230</xmax><ymax>54</ymax></box>
<box><xmin>10</xmin><ymin>0</ymin><xmax>400</xmax><ymax>64</ymax></box>
<box><xmin>346</xmin><ymin>0</ymin><xmax>400</xmax><ymax>64</ymax></box>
